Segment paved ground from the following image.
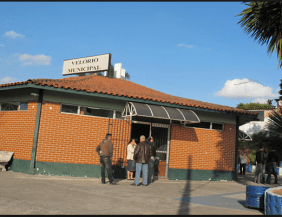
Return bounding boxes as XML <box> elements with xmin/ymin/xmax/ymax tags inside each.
<box><xmin>0</xmin><ymin>171</ymin><xmax>281</xmax><ymax>215</ymax></box>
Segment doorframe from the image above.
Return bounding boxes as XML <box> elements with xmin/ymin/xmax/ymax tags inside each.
<box><xmin>131</xmin><ymin>121</ymin><xmax>171</xmax><ymax>178</ymax></box>
<box><xmin>165</xmin><ymin>125</ymin><xmax>171</xmax><ymax>179</ymax></box>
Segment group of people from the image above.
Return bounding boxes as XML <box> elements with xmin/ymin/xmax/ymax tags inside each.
<box><xmin>96</xmin><ymin>133</ymin><xmax>156</xmax><ymax>186</ymax></box>
<box><xmin>239</xmin><ymin>145</ymin><xmax>280</xmax><ymax>184</ymax></box>
<box><xmin>254</xmin><ymin>146</ymin><xmax>280</xmax><ymax>184</ymax></box>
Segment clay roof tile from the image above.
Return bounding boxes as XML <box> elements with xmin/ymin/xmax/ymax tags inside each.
<box><xmin>0</xmin><ymin>74</ymin><xmax>258</xmax><ymax>116</ymax></box>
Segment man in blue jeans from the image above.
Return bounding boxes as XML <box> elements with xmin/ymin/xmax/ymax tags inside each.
<box><xmin>132</xmin><ymin>135</ymin><xmax>152</xmax><ymax>186</ymax></box>
<box><xmin>96</xmin><ymin>133</ymin><xmax>116</xmax><ymax>185</ymax></box>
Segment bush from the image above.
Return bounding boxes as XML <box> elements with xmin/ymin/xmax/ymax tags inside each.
<box><xmin>237</xmin><ymin>102</ymin><xmax>273</xmax><ymax>110</ymax></box>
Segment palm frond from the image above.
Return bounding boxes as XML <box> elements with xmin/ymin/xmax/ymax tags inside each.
<box><xmin>266</xmin><ymin>108</ymin><xmax>282</xmax><ymax>135</ymax></box>
<box><xmin>237</xmin><ymin>1</ymin><xmax>282</xmax><ymax>68</ymax></box>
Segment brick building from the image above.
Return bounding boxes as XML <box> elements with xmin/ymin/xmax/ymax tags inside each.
<box><xmin>0</xmin><ymin>74</ymin><xmax>258</xmax><ymax>181</ymax></box>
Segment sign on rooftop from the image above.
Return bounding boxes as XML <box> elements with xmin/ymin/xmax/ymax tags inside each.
<box><xmin>62</xmin><ymin>53</ymin><xmax>111</xmax><ymax>76</ymax></box>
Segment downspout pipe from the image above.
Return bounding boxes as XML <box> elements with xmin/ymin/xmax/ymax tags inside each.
<box><xmin>29</xmin><ymin>89</ymin><xmax>44</xmax><ymax>175</ymax></box>
<box><xmin>233</xmin><ymin>116</ymin><xmax>239</xmax><ymax>181</ymax></box>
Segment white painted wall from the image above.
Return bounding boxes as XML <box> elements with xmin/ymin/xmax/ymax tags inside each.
<box><xmin>239</xmin><ymin>117</ymin><xmax>270</xmax><ymax>135</ymax></box>
<box><xmin>114</xmin><ymin>63</ymin><xmax>126</xmax><ymax>79</ymax></box>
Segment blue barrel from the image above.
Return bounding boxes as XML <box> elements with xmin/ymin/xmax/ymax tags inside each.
<box><xmin>265</xmin><ymin>189</ymin><xmax>282</xmax><ymax>215</ymax></box>
<box><xmin>246</xmin><ymin>164</ymin><xmax>252</xmax><ymax>173</ymax></box>
<box><xmin>246</xmin><ymin>185</ymin><xmax>270</xmax><ymax>209</ymax></box>
<box><xmin>279</xmin><ymin>162</ymin><xmax>282</xmax><ymax>167</ymax></box>
<box><xmin>276</xmin><ymin>167</ymin><xmax>280</xmax><ymax>175</ymax></box>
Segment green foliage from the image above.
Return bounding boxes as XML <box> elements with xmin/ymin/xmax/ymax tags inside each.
<box><xmin>240</xmin><ymin>131</ymin><xmax>282</xmax><ymax>164</ymax></box>
<box><xmin>236</xmin><ymin>102</ymin><xmax>273</xmax><ymax>110</ymax></box>
<box><xmin>237</xmin><ymin>1</ymin><xmax>282</xmax><ymax>68</ymax></box>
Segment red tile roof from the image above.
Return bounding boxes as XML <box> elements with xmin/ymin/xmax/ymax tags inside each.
<box><xmin>0</xmin><ymin>74</ymin><xmax>257</xmax><ymax>116</ymax></box>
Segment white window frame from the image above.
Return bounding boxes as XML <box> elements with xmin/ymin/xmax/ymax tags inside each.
<box><xmin>0</xmin><ymin>102</ymin><xmax>28</xmax><ymax>112</ymax></box>
<box><xmin>60</xmin><ymin>104</ymin><xmax>80</xmax><ymax>115</ymax></box>
<box><xmin>60</xmin><ymin>103</ymin><xmax>123</xmax><ymax>120</ymax></box>
<box><xmin>185</xmin><ymin>121</ymin><xmax>224</xmax><ymax>131</ymax></box>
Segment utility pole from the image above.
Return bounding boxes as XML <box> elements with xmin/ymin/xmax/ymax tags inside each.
<box><xmin>234</xmin><ymin>80</ymin><xmax>258</xmax><ymax>104</ymax></box>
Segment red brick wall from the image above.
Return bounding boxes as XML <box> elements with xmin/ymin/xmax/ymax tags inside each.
<box><xmin>0</xmin><ymin>101</ymin><xmax>38</xmax><ymax>160</ymax></box>
<box><xmin>36</xmin><ymin>101</ymin><xmax>131</xmax><ymax>166</ymax></box>
<box><xmin>108</xmin><ymin>118</ymin><xmax>131</xmax><ymax>166</ymax></box>
<box><xmin>169</xmin><ymin>124</ymin><xmax>236</xmax><ymax>171</ymax></box>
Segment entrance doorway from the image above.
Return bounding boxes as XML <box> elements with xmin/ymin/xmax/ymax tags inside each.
<box><xmin>131</xmin><ymin>122</ymin><xmax>150</xmax><ymax>144</ymax></box>
<box><xmin>151</xmin><ymin>123</ymin><xmax>169</xmax><ymax>178</ymax></box>
<box><xmin>130</xmin><ymin>122</ymin><xmax>170</xmax><ymax>178</ymax></box>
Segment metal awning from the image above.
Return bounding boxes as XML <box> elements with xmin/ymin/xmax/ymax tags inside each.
<box><xmin>238</xmin><ymin>130</ymin><xmax>252</xmax><ymax>141</ymax></box>
<box><xmin>122</xmin><ymin>102</ymin><xmax>200</xmax><ymax>123</ymax></box>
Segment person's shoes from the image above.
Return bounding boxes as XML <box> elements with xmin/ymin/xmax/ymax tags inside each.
<box><xmin>109</xmin><ymin>181</ymin><xmax>117</xmax><ymax>185</ymax></box>
<box><xmin>101</xmin><ymin>181</ymin><xmax>106</xmax><ymax>184</ymax></box>
<box><xmin>131</xmin><ymin>183</ymin><xmax>141</xmax><ymax>186</ymax></box>
<box><xmin>143</xmin><ymin>184</ymin><xmax>149</xmax><ymax>186</ymax></box>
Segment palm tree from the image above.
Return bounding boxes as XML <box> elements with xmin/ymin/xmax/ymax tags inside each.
<box><xmin>237</xmin><ymin>2</ymin><xmax>282</xmax><ymax>68</ymax></box>
<box><xmin>266</xmin><ymin>108</ymin><xmax>282</xmax><ymax>135</ymax></box>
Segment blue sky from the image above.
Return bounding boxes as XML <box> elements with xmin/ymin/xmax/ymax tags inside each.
<box><xmin>0</xmin><ymin>2</ymin><xmax>281</xmax><ymax>108</ymax></box>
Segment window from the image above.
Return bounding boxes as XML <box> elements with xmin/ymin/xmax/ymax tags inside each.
<box><xmin>61</xmin><ymin>104</ymin><xmax>79</xmax><ymax>114</ymax></box>
<box><xmin>212</xmin><ymin>123</ymin><xmax>223</xmax><ymax>131</ymax></box>
<box><xmin>19</xmin><ymin>102</ymin><xmax>28</xmax><ymax>111</ymax></box>
<box><xmin>185</xmin><ymin>121</ymin><xmax>223</xmax><ymax>131</ymax></box>
<box><xmin>187</xmin><ymin>122</ymin><xmax>211</xmax><ymax>129</ymax></box>
<box><xmin>84</xmin><ymin>107</ymin><xmax>115</xmax><ymax>118</ymax></box>
<box><xmin>0</xmin><ymin>102</ymin><xmax>28</xmax><ymax>111</ymax></box>
<box><xmin>115</xmin><ymin>111</ymin><xmax>122</xmax><ymax>119</ymax></box>
<box><xmin>60</xmin><ymin>104</ymin><xmax>122</xmax><ymax>119</ymax></box>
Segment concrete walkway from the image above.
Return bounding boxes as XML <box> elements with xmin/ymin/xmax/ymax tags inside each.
<box><xmin>0</xmin><ymin>171</ymin><xmax>281</xmax><ymax>215</ymax></box>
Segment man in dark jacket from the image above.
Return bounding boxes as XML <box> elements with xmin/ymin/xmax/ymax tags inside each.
<box><xmin>146</xmin><ymin>136</ymin><xmax>156</xmax><ymax>183</ymax></box>
<box><xmin>96</xmin><ymin>133</ymin><xmax>116</xmax><ymax>185</ymax></box>
<box><xmin>254</xmin><ymin>145</ymin><xmax>265</xmax><ymax>184</ymax></box>
<box><xmin>266</xmin><ymin>146</ymin><xmax>280</xmax><ymax>184</ymax></box>
<box><xmin>132</xmin><ymin>135</ymin><xmax>152</xmax><ymax>186</ymax></box>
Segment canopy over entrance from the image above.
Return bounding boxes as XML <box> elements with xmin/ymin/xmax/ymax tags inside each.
<box><xmin>122</xmin><ymin>102</ymin><xmax>200</xmax><ymax>123</ymax></box>
<box><xmin>238</xmin><ymin>130</ymin><xmax>252</xmax><ymax>141</ymax></box>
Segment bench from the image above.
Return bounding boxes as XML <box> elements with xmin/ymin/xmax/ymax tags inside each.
<box><xmin>0</xmin><ymin>151</ymin><xmax>14</xmax><ymax>171</ymax></box>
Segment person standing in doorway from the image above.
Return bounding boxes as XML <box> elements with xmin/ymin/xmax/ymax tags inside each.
<box><xmin>127</xmin><ymin>138</ymin><xmax>137</xmax><ymax>180</ymax></box>
<box><xmin>132</xmin><ymin>135</ymin><xmax>152</xmax><ymax>186</ymax></box>
<box><xmin>96</xmin><ymin>133</ymin><xmax>116</xmax><ymax>185</ymax></box>
<box><xmin>254</xmin><ymin>145</ymin><xmax>265</xmax><ymax>183</ymax></box>
<box><xmin>266</xmin><ymin>147</ymin><xmax>279</xmax><ymax>184</ymax></box>
<box><xmin>146</xmin><ymin>136</ymin><xmax>156</xmax><ymax>183</ymax></box>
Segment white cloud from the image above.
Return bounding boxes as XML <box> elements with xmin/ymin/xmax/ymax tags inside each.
<box><xmin>214</xmin><ymin>78</ymin><xmax>279</xmax><ymax>102</ymax></box>
<box><xmin>252</xmin><ymin>98</ymin><xmax>269</xmax><ymax>104</ymax></box>
<box><xmin>0</xmin><ymin>44</ymin><xmax>4</xmax><ymax>47</ymax></box>
<box><xmin>19</xmin><ymin>54</ymin><xmax>51</xmax><ymax>66</ymax></box>
<box><xmin>4</xmin><ymin>31</ymin><xmax>25</xmax><ymax>39</ymax></box>
<box><xmin>0</xmin><ymin>77</ymin><xmax>19</xmax><ymax>84</ymax></box>
<box><xmin>177</xmin><ymin>44</ymin><xmax>197</xmax><ymax>49</ymax></box>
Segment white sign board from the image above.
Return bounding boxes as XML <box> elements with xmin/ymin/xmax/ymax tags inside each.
<box><xmin>62</xmin><ymin>53</ymin><xmax>110</xmax><ymax>76</ymax></box>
